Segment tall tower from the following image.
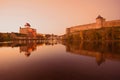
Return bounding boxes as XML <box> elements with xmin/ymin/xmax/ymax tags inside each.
<box><xmin>96</xmin><ymin>15</ymin><xmax>106</xmax><ymax>28</ymax></box>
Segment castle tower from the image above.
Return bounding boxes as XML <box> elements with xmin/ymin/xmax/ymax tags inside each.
<box><xmin>25</xmin><ymin>23</ymin><xmax>31</xmax><ymax>28</ymax></box>
<box><xmin>96</xmin><ymin>15</ymin><xmax>106</xmax><ymax>28</ymax></box>
<box><xmin>19</xmin><ymin>23</ymin><xmax>37</xmax><ymax>38</ymax></box>
<box><xmin>66</xmin><ymin>28</ymin><xmax>70</xmax><ymax>34</ymax></box>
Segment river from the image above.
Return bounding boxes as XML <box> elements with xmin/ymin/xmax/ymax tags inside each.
<box><xmin>0</xmin><ymin>41</ymin><xmax>120</xmax><ymax>80</ymax></box>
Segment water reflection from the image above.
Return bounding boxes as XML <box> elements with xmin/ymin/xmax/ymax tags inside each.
<box><xmin>63</xmin><ymin>41</ymin><xmax>120</xmax><ymax>66</ymax></box>
<box><xmin>0</xmin><ymin>40</ymin><xmax>58</xmax><ymax>57</ymax></box>
<box><xmin>0</xmin><ymin>40</ymin><xmax>120</xmax><ymax>80</ymax></box>
<box><xmin>19</xmin><ymin>42</ymin><xmax>37</xmax><ymax>57</ymax></box>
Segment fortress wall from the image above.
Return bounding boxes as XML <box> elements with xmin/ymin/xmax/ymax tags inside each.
<box><xmin>67</xmin><ymin>18</ymin><xmax>120</xmax><ymax>34</ymax></box>
<box><xmin>69</xmin><ymin>23</ymin><xmax>96</xmax><ymax>33</ymax></box>
<box><xmin>20</xmin><ymin>28</ymin><xmax>37</xmax><ymax>37</ymax></box>
<box><xmin>104</xmin><ymin>20</ymin><xmax>120</xmax><ymax>27</ymax></box>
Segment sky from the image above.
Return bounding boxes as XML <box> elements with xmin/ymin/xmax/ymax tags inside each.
<box><xmin>0</xmin><ymin>0</ymin><xmax>120</xmax><ymax>35</ymax></box>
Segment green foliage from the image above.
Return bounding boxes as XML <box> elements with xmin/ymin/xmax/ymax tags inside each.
<box><xmin>0</xmin><ymin>33</ymin><xmax>27</xmax><ymax>42</ymax></box>
<box><xmin>65</xmin><ymin>26</ymin><xmax>120</xmax><ymax>41</ymax></box>
<box><xmin>65</xmin><ymin>41</ymin><xmax>120</xmax><ymax>54</ymax></box>
<box><xmin>0</xmin><ymin>33</ymin><xmax>11</xmax><ymax>42</ymax></box>
<box><xmin>36</xmin><ymin>34</ymin><xmax>45</xmax><ymax>40</ymax></box>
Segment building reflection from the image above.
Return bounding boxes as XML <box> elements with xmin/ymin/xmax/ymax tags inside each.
<box><xmin>18</xmin><ymin>40</ymin><xmax>58</xmax><ymax>57</ymax></box>
<box><xmin>19</xmin><ymin>42</ymin><xmax>37</xmax><ymax>57</ymax></box>
<box><xmin>63</xmin><ymin>41</ymin><xmax>120</xmax><ymax>66</ymax></box>
<box><xmin>0</xmin><ymin>40</ymin><xmax>58</xmax><ymax>57</ymax></box>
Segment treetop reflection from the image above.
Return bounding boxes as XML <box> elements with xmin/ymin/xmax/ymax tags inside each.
<box><xmin>0</xmin><ymin>40</ymin><xmax>120</xmax><ymax>66</ymax></box>
<box><xmin>0</xmin><ymin>40</ymin><xmax>59</xmax><ymax>57</ymax></box>
<box><xmin>63</xmin><ymin>41</ymin><xmax>120</xmax><ymax>66</ymax></box>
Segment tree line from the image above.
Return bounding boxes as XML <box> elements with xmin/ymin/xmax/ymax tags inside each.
<box><xmin>65</xmin><ymin>27</ymin><xmax>120</xmax><ymax>42</ymax></box>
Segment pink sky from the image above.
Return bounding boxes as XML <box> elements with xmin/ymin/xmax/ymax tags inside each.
<box><xmin>0</xmin><ymin>0</ymin><xmax>120</xmax><ymax>35</ymax></box>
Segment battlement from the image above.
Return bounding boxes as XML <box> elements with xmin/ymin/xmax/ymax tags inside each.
<box><xmin>66</xmin><ymin>15</ymin><xmax>120</xmax><ymax>34</ymax></box>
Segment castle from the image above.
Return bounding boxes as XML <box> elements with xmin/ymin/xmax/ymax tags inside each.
<box><xmin>66</xmin><ymin>15</ymin><xmax>120</xmax><ymax>34</ymax></box>
<box><xmin>19</xmin><ymin>23</ymin><xmax>37</xmax><ymax>37</ymax></box>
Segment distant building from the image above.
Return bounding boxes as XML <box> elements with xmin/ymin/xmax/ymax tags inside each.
<box><xmin>66</xmin><ymin>15</ymin><xmax>120</xmax><ymax>34</ymax></box>
<box><xmin>19</xmin><ymin>23</ymin><xmax>37</xmax><ymax>37</ymax></box>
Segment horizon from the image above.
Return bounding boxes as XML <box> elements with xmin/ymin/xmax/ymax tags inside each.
<box><xmin>0</xmin><ymin>0</ymin><xmax>120</xmax><ymax>35</ymax></box>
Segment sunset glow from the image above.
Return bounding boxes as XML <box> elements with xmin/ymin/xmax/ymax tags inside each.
<box><xmin>0</xmin><ymin>0</ymin><xmax>120</xmax><ymax>35</ymax></box>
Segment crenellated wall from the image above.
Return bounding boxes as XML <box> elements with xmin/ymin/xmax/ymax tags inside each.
<box><xmin>66</xmin><ymin>16</ymin><xmax>120</xmax><ymax>34</ymax></box>
<box><xmin>68</xmin><ymin>23</ymin><xmax>96</xmax><ymax>33</ymax></box>
<box><xmin>104</xmin><ymin>20</ymin><xmax>120</xmax><ymax>27</ymax></box>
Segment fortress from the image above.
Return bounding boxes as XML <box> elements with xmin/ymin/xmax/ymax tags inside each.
<box><xmin>66</xmin><ymin>15</ymin><xmax>120</xmax><ymax>34</ymax></box>
<box><xmin>19</xmin><ymin>23</ymin><xmax>37</xmax><ymax>37</ymax></box>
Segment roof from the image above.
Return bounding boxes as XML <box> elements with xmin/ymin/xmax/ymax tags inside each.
<box><xmin>96</xmin><ymin>15</ymin><xmax>103</xmax><ymax>19</ymax></box>
<box><xmin>24</xmin><ymin>23</ymin><xmax>31</xmax><ymax>27</ymax></box>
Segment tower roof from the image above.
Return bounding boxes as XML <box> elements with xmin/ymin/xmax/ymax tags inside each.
<box><xmin>96</xmin><ymin>15</ymin><xmax>103</xmax><ymax>19</ymax></box>
<box><xmin>25</xmin><ymin>23</ymin><xmax>31</xmax><ymax>27</ymax></box>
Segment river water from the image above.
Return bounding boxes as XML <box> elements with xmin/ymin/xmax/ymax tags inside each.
<box><xmin>0</xmin><ymin>41</ymin><xmax>120</xmax><ymax>80</ymax></box>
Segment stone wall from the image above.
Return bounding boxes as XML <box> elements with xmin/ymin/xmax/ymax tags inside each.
<box><xmin>20</xmin><ymin>27</ymin><xmax>37</xmax><ymax>37</ymax></box>
<box><xmin>69</xmin><ymin>23</ymin><xmax>96</xmax><ymax>33</ymax></box>
<box><xmin>20</xmin><ymin>28</ymin><xmax>28</xmax><ymax>34</ymax></box>
<box><xmin>104</xmin><ymin>20</ymin><xmax>120</xmax><ymax>27</ymax></box>
<box><xmin>66</xmin><ymin>16</ymin><xmax>120</xmax><ymax>34</ymax></box>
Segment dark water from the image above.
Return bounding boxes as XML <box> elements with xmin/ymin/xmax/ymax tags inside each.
<box><xmin>0</xmin><ymin>41</ymin><xmax>120</xmax><ymax>80</ymax></box>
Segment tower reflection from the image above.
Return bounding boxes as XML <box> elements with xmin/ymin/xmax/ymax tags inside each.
<box><xmin>0</xmin><ymin>40</ymin><xmax>58</xmax><ymax>57</ymax></box>
<box><xmin>19</xmin><ymin>42</ymin><xmax>37</xmax><ymax>57</ymax></box>
<box><xmin>63</xmin><ymin>41</ymin><xmax>120</xmax><ymax>66</ymax></box>
<box><xmin>18</xmin><ymin>40</ymin><xmax>58</xmax><ymax>57</ymax></box>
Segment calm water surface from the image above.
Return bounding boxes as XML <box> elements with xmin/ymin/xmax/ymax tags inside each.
<box><xmin>0</xmin><ymin>41</ymin><xmax>120</xmax><ymax>80</ymax></box>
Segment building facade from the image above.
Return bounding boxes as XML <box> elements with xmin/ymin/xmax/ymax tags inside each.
<box><xmin>66</xmin><ymin>15</ymin><xmax>120</xmax><ymax>34</ymax></box>
<box><xmin>19</xmin><ymin>23</ymin><xmax>37</xmax><ymax>37</ymax></box>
